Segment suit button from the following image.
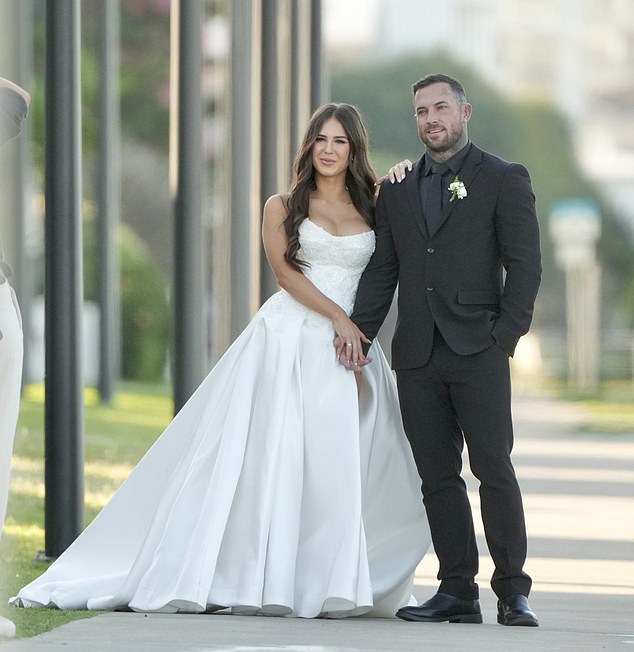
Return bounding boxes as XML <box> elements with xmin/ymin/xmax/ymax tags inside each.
<box><xmin>427</xmin><ymin>247</ymin><xmax>434</xmax><ymax>253</ymax></box>
<box><xmin>426</xmin><ymin>287</ymin><xmax>434</xmax><ymax>292</ymax></box>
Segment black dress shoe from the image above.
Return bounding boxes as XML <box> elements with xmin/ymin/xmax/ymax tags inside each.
<box><xmin>396</xmin><ymin>592</ymin><xmax>482</xmax><ymax>623</ymax></box>
<box><xmin>497</xmin><ymin>594</ymin><xmax>539</xmax><ymax>626</ymax></box>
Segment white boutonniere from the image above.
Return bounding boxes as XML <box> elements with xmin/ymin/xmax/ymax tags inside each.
<box><xmin>448</xmin><ymin>176</ymin><xmax>467</xmax><ymax>202</ymax></box>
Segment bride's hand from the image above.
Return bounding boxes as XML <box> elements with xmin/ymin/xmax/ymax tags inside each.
<box><xmin>375</xmin><ymin>159</ymin><xmax>413</xmax><ymax>186</ymax></box>
<box><xmin>333</xmin><ymin>315</ymin><xmax>371</xmax><ymax>370</ymax></box>
<box><xmin>334</xmin><ymin>334</ymin><xmax>372</xmax><ymax>370</ymax></box>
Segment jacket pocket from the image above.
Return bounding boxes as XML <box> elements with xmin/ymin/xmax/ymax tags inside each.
<box><xmin>457</xmin><ymin>289</ymin><xmax>499</xmax><ymax>305</ymax></box>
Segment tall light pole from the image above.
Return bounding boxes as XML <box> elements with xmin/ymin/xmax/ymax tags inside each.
<box><xmin>260</xmin><ymin>0</ymin><xmax>292</xmax><ymax>302</ymax></box>
<box><xmin>170</xmin><ymin>0</ymin><xmax>205</xmax><ymax>413</ymax></box>
<box><xmin>96</xmin><ymin>0</ymin><xmax>121</xmax><ymax>404</ymax></box>
<box><xmin>44</xmin><ymin>0</ymin><xmax>84</xmax><ymax>558</ymax></box>
<box><xmin>229</xmin><ymin>0</ymin><xmax>262</xmax><ymax>337</ymax></box>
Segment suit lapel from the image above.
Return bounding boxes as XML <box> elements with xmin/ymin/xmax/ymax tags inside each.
<box><xmin>402</xmin><ymin>157</ymin><xmax>429</xmax><ymax>239</ymax></box>
<box><xmin>398</xmin><ymin>147</ymin><xmax>483</xmax><ymax>238</ymax></box>
<box><xmin>435</xmin><ymin>145</ymin><xmax>483</xmax><ymax>233</ymax></box>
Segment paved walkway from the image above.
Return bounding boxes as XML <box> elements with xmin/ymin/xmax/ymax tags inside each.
<box><xmin>1</xmin><ymin>396</ymin><xmax>633</xmax><ymax>651</ymax></box>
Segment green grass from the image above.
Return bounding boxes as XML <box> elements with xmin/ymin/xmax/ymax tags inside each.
<box><xmin>581</xmin><ymin>400</ymin><xmax>634</xmax><ymax>433</ymax></box>
<box><xmin>0</xmin><ymin>381</ymin><xmax>172</xmax><ymax>639</ymax></box>
<box><xmin>551</xmin><ymin>380</ymin><xmax>634</xmax><ymax>434</ymax></box>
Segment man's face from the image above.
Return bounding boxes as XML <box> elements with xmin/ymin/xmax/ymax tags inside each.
<box><xmin>413</xmin><ymin>82</ymin><xmax>471</xmax><ymax>156</ymax></box>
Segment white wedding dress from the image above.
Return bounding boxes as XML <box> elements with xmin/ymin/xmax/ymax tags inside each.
<box><xmin>11</xmin><ymin>218</ymin><xmax>430</xmax><ymax>618</ymax></box>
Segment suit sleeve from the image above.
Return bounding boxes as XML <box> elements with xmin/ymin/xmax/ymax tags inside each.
<box><xmin>350</xmin><ymin>186</ymin><xmax>400</xmax><ymax>345</ymax></box>
<box><xmin>491</xmin><ymin>163</ymin><xmax>542</xmax><ymax>355</ymax></box>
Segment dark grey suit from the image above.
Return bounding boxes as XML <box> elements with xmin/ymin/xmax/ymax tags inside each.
<box><xmin>352</xmin><ymin>143</ymin><xmax>541</xmax><ymax>600</ymax></box>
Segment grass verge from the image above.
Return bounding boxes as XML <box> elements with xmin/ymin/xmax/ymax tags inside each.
<box><xmin>551</xmin><ymin>380</ymin><xmax>634</xmax><ymax>433</ymax></box>
<box><xmin>0</xmin><ymin>382</ymin><xmax>172</xmax><ymax>639</ymax></box>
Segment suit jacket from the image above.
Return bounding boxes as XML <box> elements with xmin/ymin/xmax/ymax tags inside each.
<box><xmin>352</xmin><ymin>144</ymin><xmax>541</xmax><ymax>370</ymax></box>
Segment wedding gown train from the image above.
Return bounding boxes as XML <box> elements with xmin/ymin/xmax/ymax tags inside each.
<box><xmin>11</xmin><ymin>218</ymin><xmax>430</xmax><ymax>618</ymax></box>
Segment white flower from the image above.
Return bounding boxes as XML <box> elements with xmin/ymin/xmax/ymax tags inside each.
<box><xmin>448</xmin><ymin>176</ymin><xmax>467</xmax><ymax>201</ymax></box>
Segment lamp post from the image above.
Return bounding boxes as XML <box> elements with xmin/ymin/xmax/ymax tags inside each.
<box><xmin>549</xmin><ymin>199</ymin><xmax>601</xmax><ymax>389</ymax></box>
<box><xmin>44</xmin><ymin>0</ymin><xmax>84</xmax><ymax>558</ymax></box>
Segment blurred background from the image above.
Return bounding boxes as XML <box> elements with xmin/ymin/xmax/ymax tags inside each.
<box><xmin>0</xmin><ymin>0</ymin><xmax>633</xmax><ymax>400</ymax></box>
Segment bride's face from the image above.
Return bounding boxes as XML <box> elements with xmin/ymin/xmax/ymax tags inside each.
<box><xmin>311</xmin><ymin>117</ymin><xmax>351</xmax><ymax>179</ymax></box>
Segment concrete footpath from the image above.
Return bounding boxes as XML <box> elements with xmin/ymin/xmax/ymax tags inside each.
<box><xmin>1</xmin><ymin>396</ymin><xmax>633</xmax><ymax>651</ymax></box>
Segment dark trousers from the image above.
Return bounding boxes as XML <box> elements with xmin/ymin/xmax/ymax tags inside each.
<box><xmin>396</xmin><ymin>329</ymin><xmax>532</xmax><ymax>600</ymax></box>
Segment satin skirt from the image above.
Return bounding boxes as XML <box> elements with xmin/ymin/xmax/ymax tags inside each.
<box><xmin>12</xmin><ymin>292</ymin><xmax>430</xmax><ymax>617</ymax></box>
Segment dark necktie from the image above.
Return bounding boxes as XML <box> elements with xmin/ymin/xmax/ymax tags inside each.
<box><xmin>425</xmin><ymin>163</ymin><xmax>448</xmax><ymax>236</ymax></box>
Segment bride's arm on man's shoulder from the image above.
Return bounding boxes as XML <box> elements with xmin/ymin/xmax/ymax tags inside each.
<box><xmin>375</xmin><ymin>159</ymin><xmax>413</xmax><ymax>186</ymax></box>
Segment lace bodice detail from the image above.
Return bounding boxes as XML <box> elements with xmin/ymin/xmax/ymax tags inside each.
<box><xmin>298</xmin><ymin>219</ymin><xmax>375</xmax><ymax>312</ymax></box>
<box><xmin>262</xmin><ymin>218</ymin><xmax>375</xmax><ymax>331</ymax></box>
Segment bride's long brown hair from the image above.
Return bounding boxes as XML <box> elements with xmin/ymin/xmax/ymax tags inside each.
<box><xmin>283</xmin><ymin>103</ymin><xmax>377</xmax><ymax>271</ymax></box>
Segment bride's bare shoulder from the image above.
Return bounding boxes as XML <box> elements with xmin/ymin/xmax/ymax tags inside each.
<box><xmin>264</xmin><ymin>193</ymin><xmax>290</xmax><ymax>218</ymax></box>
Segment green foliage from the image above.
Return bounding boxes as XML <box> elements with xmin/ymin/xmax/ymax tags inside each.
<box><xmin>118</xmin><ymin>5</ymin><xmax>171</xmax><ymax>149</ymax></box>
<box><xmin>26</xmin><ymin>2</ymin><xmax>102</xmax><ymax>167</ymax></box>
<box><xmin>28</xmin><ymin>1</ymin><xmax>171</xmax><ymax>164</ymax></box>
<box><xmin>118</xmin><ymin>227</ymin><xmax>170</xmax><ymax>382</ymax></box>
<box><xmin>622</xmin><ymin>276</ymin><xmax>634</xmax><ymax>327</ymax></box>
<box><xmin>26</xmin><ymin>2</ymin><xmax>173</xmax><ymax>383</ymax></box>
<box><xmin>330</xmin><ymin>52</ymin><xmax>634</xmax><ymax>329</ymax></box>
<box><xmin>79</xmin><ymin>47</ymin><xmax>100</xmax><ymax>155</ymax></box>
<box><xmin>83</xmin><ymin>217</ymin><xmax>170</xmax><ymax>383</ymax></box>
<box><xmin>80</xmin><ymin>0</ymin><xmax>171</xmax><ymax>151</ymax></box>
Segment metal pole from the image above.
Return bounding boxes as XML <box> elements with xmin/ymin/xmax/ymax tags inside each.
<box><xmin>229</xmin><ymin>0</ymin><xmax>261</xmax><ymax>337</ymax></box>
<box><xmin>96</xmin><ymin>0</ymin><xmax>120</xmax><ymax>404</ymax></box>
<box><xmin>260</xmin><ymin>0</ymin><xmax>291</xmax><ymax>302</ymax></box>
<box><xmin>44</xmin><ymin>0</ymin><xmax>84</xmax><ymax>558</ymax></box>
<box><xmin>309</xmin><ymin>0</ymin><xmax>323</xmax><ymax>111</ymax></box>
<box><xmin>289</xmin><ymin>0</ymin><xmax>311</xmax><ymax>162</ymax></box>
<box><xmin>170</xmin><ymin>0</ymin><xmax>205</xmax><ymax>413</ymax></box>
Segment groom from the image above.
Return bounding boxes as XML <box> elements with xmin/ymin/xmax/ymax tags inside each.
<box><xmin>349</xmin><ymin>74</ymin><xmax>541</xmax><ymax>626</ymax></box>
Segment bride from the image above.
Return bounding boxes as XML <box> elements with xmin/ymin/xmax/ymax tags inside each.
<box><xmin>11</xmin><ymin>103</ymin><xmax>430</xmax><ymax>618</ymax></box>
